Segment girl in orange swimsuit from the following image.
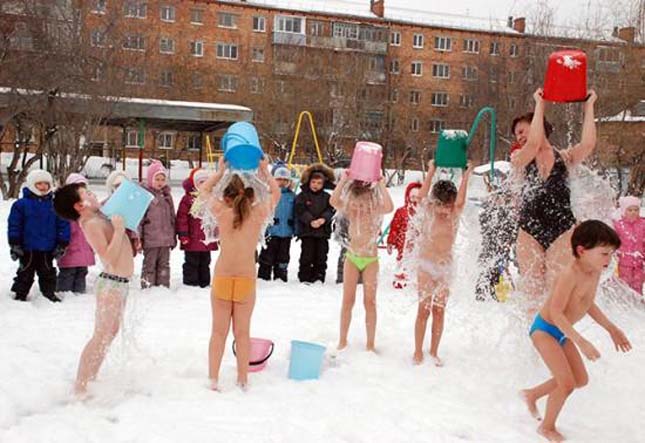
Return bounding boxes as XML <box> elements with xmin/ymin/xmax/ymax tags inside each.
<box><xmin>200</xmin><ymin>157</ymin><xmax>280</xmax><ymax>391</ymax></box>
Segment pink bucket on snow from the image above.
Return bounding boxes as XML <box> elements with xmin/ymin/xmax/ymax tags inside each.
<box><xmin>232</xmin><ymin>338</ymin><xmax>274</xmax><ymax>372</ymax></box>
<box><xmin>348</xmin><ymin>141</ymin><xmax>383</xmax><ymax>183</ymax></box>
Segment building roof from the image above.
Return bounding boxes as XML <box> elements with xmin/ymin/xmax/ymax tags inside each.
<box><xmin>598</xmin><ymin>101</ymin><xmax>645</xmax><ymax>123</ymax></box>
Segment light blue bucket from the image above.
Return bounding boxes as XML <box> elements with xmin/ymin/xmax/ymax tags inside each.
<box><xmin>288</xmin><ymin>340</ymin><xmax>326</xmax><ymax>381</ymax></box>
<box><xmin>100</xmin><ymin>179</ymin><xmax>153</xmax><ymax>231</ymax></box>
<box><xmin>221</xmin><ymin>122</ymin><xmax>263</xmax><ymax>170</ymax></box>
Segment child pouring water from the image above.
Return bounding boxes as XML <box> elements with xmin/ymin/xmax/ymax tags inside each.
<box><xmin>413</xmin><ymin>160</ymin><xmax>474</xmax><ymax>365</ymax></box>
<box><xmin>330</xmin><ymin>172</ymin><xmax>394</xmax><ymax>352</ymax></box>
<box><xmin>200</xmin><ymin>158</ymin><xmax>280</xmax><ymax>390</ymax></box>
<box><xmin>613</xmin><ymin>196</ymin><xmax>644</xmax><ymax>295</ymax></box>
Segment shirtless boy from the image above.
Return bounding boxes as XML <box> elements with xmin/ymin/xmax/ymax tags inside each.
<box><xmin>520</xmin><ymin>220</ymin><xmax>631</xmax><ymax>442</ymax></box>
<box><xmin>414</xmin><ymin>160</ymin><xmax>473</xmax><ymax>365</ymax></box>
<box><xmin>54</xmin><ymin>183</ymin><xmax>134</xmax><ymax>396</ymax></box>
<box><xmin>330</xmin><ymin>172</ymin><xmax>393</xmax><ymax>352</ymax></box>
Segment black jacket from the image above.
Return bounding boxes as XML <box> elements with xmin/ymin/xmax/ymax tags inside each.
<box><xmin>295</xmin><ymin>188</ymin><xmax>335</xmax><ymax>239</ymax></box>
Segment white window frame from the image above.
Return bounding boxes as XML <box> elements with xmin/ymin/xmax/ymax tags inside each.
<box><xmin>411</xmin><ymin>61</ymin><xmax>422</xmax><ymax>76</ymax></box>
<box><xmin>191</xmin><ymin>40</ymin><xmax>204</xmax><ymax>57</ymax></box>
<box><xmin>390</xmin><ymin>31</ymin><xmax>401</xmax><ymax>46</ymax></box>
<box><xmin>123</xmin><ymin>33</ymin><xmax>145</xmax><ymax>51</ymax></box>
<box><xmin>463</xmin><ymin>39</ymin><xmax>480</xmax><ymax>53</ymax></box>
<box><xmin>463</xmin><ymin>65</ymin><xmax>478</xmax><ymax>81</ymax></box>
<box><xmin>192</xmin><ymin>73</ymin><xmax>203</xmax><ymax>89</ymax></box>
<box><xmin>126</xmin><ymin>129</ymin><xmax>143</xmax><ymax>148</ymax></box>
<box><xmin>92</xmin><ymin>0</ymin><xmax>107</xmax><ymax>15</ymax></box>
<box><xmin>250</xmin><ymin>77</ymin><xmax>264</xmax><ymax>94</ymax></box>
<box><xmin>218</xmin><ymin>12</ymin><xmax>238</xmax><ymax>29</ymax></box>
<box><xmin>429</xmin><ymin>119</ymin><xmax>445</xmax><ymax>134</ymax></box>
<box><xmin>251</xmin><ymin>47</ymin><xmax>265</xmax><ymax>63</ymax></box>
<box><xmin>310</xmin><ymin>21</ymin><xmax>324</xmax><ymax>36</ymax></box>
<box><xmin>413</xmin><ymin>33</ymin><xmax>424</xmax><ymax>49</ymax></box>
<box><xmin>218</xmin><ymin>75</ymin><xmax>238</xmax><ymax>92</ymax></box>
<box><xmin>160</xmin><ymin>70</ymin><xmax>173</xmax><ymax>88</ymax></box>
<box><xmin>160</xmin><ymin>5</ymin><xmax>175</xmax><ymax>23</ymax></box>
<box><xmin>434</xmin><ymin>36</ymin><xmax>452</xmax><ymax>51</ymax></box>
<box><xmin>459</xmin><ymin>94</ymin><xmax>474</xmax><ymax>108</ymax></box>
<box><xmin>216</xmin><ymin>43</ymin><xmax>238</xmax><ymax>60</ymax></box>
<box><xmin>490</xmin><ymin>41</ymin><xmax>500</xmax><ymax>55</ymax></box>
<box><xmin>91</xmin><ymin>29</ymin><xmax>106</xmax><ymax>47</ymax></box>
<box><xmin>253</xmin><ymin>16</ymin><xmax>266</xmax><ymax>32</ymax></box>
<box><xmin>431</xmin><ymin>92</ymin><xmax>449</xmax><ymax>107</ymax></box>
<box><xmin>157</xmin><ymin>132</ymin><xmax>175</xmax><ymax>150</ymax></box>
<box><xmin>159</xmin><ymin>36</ymin><xmax>175</xmax><ymax>54</ymax></box>
<box><xmin>432</xmin><ymin>63</ymin><xmax>450</xmax><ymax>79</ymax></box>
<box><xmin>124</xmin><ymin>1</ymin><xmax>146</xmax><ymax>19</ymax></box>
<box><xmin>275</xmin><ymin>15</ymin><xmax>304</xmax><ymax>34</ymax></box>
<box><xmin>190</xmin><ymin>9</ymin><xmax>204</xmax><ymax>25</ymax></box>
<box><xmin>410</xmin><ymin>90</ymin><xmax>421</xmax><ymax>105</ymax></box>
<box><xmin>390</xmin><ymin>59</ymin><xmax>400</xmax><ymax>74</ymax></box>
<box><xmin>124</xmin><ymin>67</ymin><xmax>145</xmax><ymax>85</ymax></box>
<box><xmin>509</xmin><ymin>43</ymin><xmax>519</xmax><ymax>57</ymax></box>
<box><xmin>389</xmin><ymin>88</ymin><xmax>399</xmax><ymax>103</ymax></box>
<box><xmin>187</xmin><ymin>134</ymin><xmax>201</xmax><ymax>151</ymax></box>
<box><xmin>410</xmin><ymin>117</ymin><xmax>419</xmax><ymax>132</ymax></box>
<box><xmin>333</xmin><ymin>22</ymin><xmax>359</xmax><ymax>40</ymax></box>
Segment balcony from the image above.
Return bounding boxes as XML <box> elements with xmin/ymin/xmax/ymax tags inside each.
<box><xmin>273</xmin><ymin>32</ymin><xmax>305</xmax><ymax>46</ymax></box>
<box><xmin>308</xmin><ymin>35</ymin><xmax>387</xmax><ymax>54</ymax></box>
<box><xmin>274</xmin><ymin>61</ymin><xmax>298</xmax><ymax>75</ymax></box>
<box><xmin>366</xmin><ymin>71</ymin><xmax>386</xmax><ymax>84</ymax></box>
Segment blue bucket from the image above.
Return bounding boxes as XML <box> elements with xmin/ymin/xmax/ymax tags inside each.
<box><xmin>288</xmin><ymin>340</ymin><xmax>326</xmax><ymax>381</ymax></box>
<box><xmin>100</xmin><ymin>179</ymin><xmax>154</xmax><ymax>231</ymax></box>
<box><xmin>221</xmin><ymin>122</ymin><xmax>263</xmax><ymax>170</ymax></box>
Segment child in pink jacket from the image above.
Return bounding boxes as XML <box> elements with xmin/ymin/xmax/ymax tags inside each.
<box><xmin>56</xmin><ymin>173</ymin><xmax>95</xmax><ymax>293</ymax></box>
<box><xmin>614</xmin><ymin>196</ymin><xmax>644</xmax><ymax>295</ymax></box>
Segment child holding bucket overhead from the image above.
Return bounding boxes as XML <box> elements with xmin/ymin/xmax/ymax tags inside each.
<box><xmin>330</xmin><ymin>141</ymin><xmax>394</xmax><ymax>352</ymax></box>
<box><xmin>200</xmin><ymin>124</ymin><xmax>280</xmax><ymax>390</ymax></box>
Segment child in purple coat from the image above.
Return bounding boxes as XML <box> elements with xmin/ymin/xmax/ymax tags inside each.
<box><xmin>140</xmin><ymin>160</ymin><xmax>176</xmax><ymax>288</ymax></box>
<box><xmin>56</xmin><ymin>173</ymin><xmax>95</xmax><ymax>293</ymax></box>
<box><xmin>176</xmin><ymin>168</ymin><xmax>218</xmax><ymax>287</ymax></box>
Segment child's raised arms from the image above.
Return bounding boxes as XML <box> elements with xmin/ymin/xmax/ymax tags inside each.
<box><xmin>454</xmin><ymin>161</ymin><xmax>474</xmax><ymax>212</ymax></box>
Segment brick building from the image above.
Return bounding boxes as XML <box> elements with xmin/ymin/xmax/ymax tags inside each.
<box><xmin>1</xmin><ymin>0</ymin><xmax>643</xmax><ymax>169</ymax></box>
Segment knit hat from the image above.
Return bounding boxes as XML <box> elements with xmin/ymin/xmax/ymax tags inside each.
<box><xmin>619</xmin><ymin>196</ymin><xmax>641</xmax><ymax>215</ymax></box>
<box><xmin>65</xmin><ymin>173</ymin><xmax>88</xmax><ymax>186</ymax></box>
<box><xmin>26</xmin><ymin>169</ymin><xmax>53</xmax><ymax>196</ymax></box>
<box><xmin>189</xmin><ymin>168</ymin><xmax>209</xmax><ymax>188</ymax></box>
<box><xmin>146</xmin><ymin>160</ymin><xmax>168</xmax><ymax>188</ymax></box>
<box><xmin>106</xmin><ymin>170</ymin><xmax>129</xmax><ymax>195</ymax></box>
<box><xmin>272</xmin><ymin>164</ymin><xmax>292</xmax><ymax>180</ymax></box>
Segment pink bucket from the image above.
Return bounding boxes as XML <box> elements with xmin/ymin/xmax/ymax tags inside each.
<box><xmin>232</xmin><ymin>338</ymin><xmax>274</xmax><ymax>372</ymax></box>
<box><xmin>348</xmin><ymin>141</ymin><xmax>383</xmax><ymax>183</ymax></box>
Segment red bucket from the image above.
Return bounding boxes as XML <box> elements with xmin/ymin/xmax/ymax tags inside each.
<box><xmin>232</xmin><ymin>338</ymin><xmax>274</xmax><ymax>372</ymax></box>
<box><xmin>543</xmin><ymin>50</ymin><xmax>588</xmax><ymax>103</ymax></box>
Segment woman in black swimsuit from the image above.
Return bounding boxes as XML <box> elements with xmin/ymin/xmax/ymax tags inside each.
<box><xmin>511</xmin><ymin>88</ymin><xmax>598</xmax><ymax>309</ymax></box>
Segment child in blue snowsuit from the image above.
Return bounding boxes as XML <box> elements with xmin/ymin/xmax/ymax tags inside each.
<box><xmin>8</xmin><ymin>170</ymin><xmax>70</xmax><ymax>302</ymax></box>
<box><xmin>258</xmin><ymin>163</ymin><xmax>296</xmax><ymax>282</ymax></box>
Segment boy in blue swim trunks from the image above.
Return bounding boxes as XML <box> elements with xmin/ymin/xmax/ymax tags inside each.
<box><xmin>520</xmin><ymin>220</ymin><xmax>631</xmax><ymax>442</ymax></box>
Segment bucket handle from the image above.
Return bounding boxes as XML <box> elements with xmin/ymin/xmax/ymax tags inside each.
<box><xmin>221</xmin><ymin>132</ymin><xmax>252</xmax><ymax>150</ymax></box>
<box><xmin>232</xmin><ymin>340</ymin><xmax>274</xmax><ymax>367</ymax></box>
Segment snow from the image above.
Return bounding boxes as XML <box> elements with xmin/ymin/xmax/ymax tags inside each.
<box><xmin>557</xmin><ymin>54</ymin><xmax>583</xmax><ymax>70</ymax></box>
<box><xmin>473</xmin><ymin>160</ymin><xmax>512</xmax><ymax>175</ymax></box>
<box><xmin>442</xmin><ymin>129</ymin><xmax>468</xmax><ymax>140</ymax></box>
<box><xmin>1</xmin><ymin>174</ymin><xmax>644</xmax><ymax>442</ymax></box>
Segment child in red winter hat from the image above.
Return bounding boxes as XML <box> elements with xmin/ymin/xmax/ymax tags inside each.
<box><xmin>176</xmin><ymin>168</ymin><xmax>218</xmax><ymax>287</ymax></box>
<box><xmin>386</xmin><ymin>182</ymin><xmax>422</xmax><ymax>288</ymax></box>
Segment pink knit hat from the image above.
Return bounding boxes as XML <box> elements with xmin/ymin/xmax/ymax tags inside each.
<box><xmin>65</xmin><ymin>173</ymin><xmax>88</xmax><ymax>185</ymax></box>
<box><xmin>619</xmin><ymin>196</ymin><xmax>641</xmax><ymax>215</ymax></box>
<box><xmin>147</xmin><ymin>160</ymin><xmax>168</xmax><ymax>187</ymax></box>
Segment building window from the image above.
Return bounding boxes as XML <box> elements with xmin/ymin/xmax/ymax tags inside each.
<box><xmin>413</xmin><ymin>33</ymin><xmax>424</xmax><ymax>48</ymax></box>
<box><xmin>126</xmin><ymin>129</ymin><xmax>143</xmax><ymax>147</ymax></box>
<box><xmin>252</xmin><ymin>47</ymin><xmax>265</xmax><ymax>62</ymax></box>
<box><xmin>369</xmin><ymin>56</ymin><xmax>385</xmax><ymax>72</ymax></box>
<box><xmin>124</xmin><ymin>1</ymin><xmax>146</xmax><ymax>19</ymax></box>
<box><xmin>157</xmin><ymin>132</ymin><xmax>174</xmax><ymax>149</ymax></box>
<box><xmin>490</xmin><ymin>67</ymin><xmax>498</xmax><ymax>83</ymax></box>
<box><xmin>463</xmin><ymin>65</ymin><xmax>478</xmax><ymax>81</ymax></box>
<box><xmin>431</xmin><ymin>92</ymin><xmax>449</xmax><ymax>107</ymax></box>
<box><xmin>218</xmin><ymin>75</ymin><xmax>238</xmax><ymax>92</ymax></box>
<box><xmin>159</xmin><ymin>37</ymin><xmax>175</xmax><ymax>54</ymax></box>
<box><xmin>310</xmin><ymin>21</ymin><xmax>324</xmax><ymax>36</ymax></box>
<box><xmin>490</xmin><ymin>41</ymin><xmax>500</xmax><ymax>55</ymax></box>
<box><xmin>187</xmin><ymin>134</ymin><xmax>201</xmax><ymax>151</ymax></box>
<box><xmin>91</xmin><ymin>65</ymin><xmax>104</xmax><ymax>82</ymax></box>
<box><xmin>250</xmin><ymin>77</ymin><xmax>263</xmax><ymax>94</ymax></box>
<box><xmin>432</xmin><ymin>63</ymin><xmax>450</xmax><ymax>79</ymax></box>
<box><xmin>191</xmin><ymin>73</ymin><xmax>203</xmax><ymax>89</ymax></box>
<box><xmin>463</xmin><ymin>39</ymin><xmax>480</xmax><ymax>53</ymax></box>
<box><xmin>160</xmin><ymin>70</ymin><xmax>173</xmax><ymax>87</ymax></box>
<box><xmin>459</xmin><ymin>94</ymin><xmax>474</xmax><ymax>108</ymax></box>
<box><xmin>389</xmin><ymin>88</ymin><xmax>399</xmax><ymax>103</ymax></box>
<box><xmin>160</xmin><ymin>5</ymin><xmax>175</xmax><ymax>22</ymax></box>
<box><xmin>411</xmin><ymin>61</ymin><xmax>422</xmax><ymax>76</ymax></box>
<box><xmin>190</xmin><ymin>8</ymin><xmax>203</xmax><ymax>24</ymax></box>
<box><xmin>508</xmin><ymin>71</ymin><xmax>517</xmax><ymax>84</ymax></box>
<box><xmin>509</xmin><ymin>43</ymin><xmax>519</xmax><ymax>57</ymax></box>
<box><xmin>218</xmin><ymin>13</ymin><xmax>238</xmax><ymax>29</ymax></box>
<box><xmin>333</xmin><ymin>22</ymin><xmax>359</xmax><ymax>39</ymax></box>
<box><xmin>125</xmin><ymin>67</ymin><xmax>145</xmax><ymax>85</ymax></box>
<box><xmin>390</xmin><ymin>31</ymin><xmax>401</xmax><ymax>46</ymax></box>
<box><xmin>216</xmin><ymin>43</ymin><xmax>238</xmax><ymax>60</ymax></box>
<box><xmin>410</xmin><ymin>90</ymin><xmax>421</xmax><ymax>105</ymax></box>
<box><xmin>191</xmin><ymin>40</ymin><xmax>204</xmax><ymax>57</ymax></box>
<box><xmin>91</xmin><ymin>29</ymin><xmax>106</xmax><ymax>47</ymax></box>
<box><xmin>92</xmin><ymin>0</ymin><xmax>107</xmax><ymax>14</ymax></box>
<box><xmin>429</xmin><ymin>119</ymin><xmax>445</xmax><ymax>134</ymax></box>
<box><xmin>123</xmin><ymin>34</ymin><xmax>145</xmax><ymax>51</ymax></box>
<box><xmin>253</xmin><ymin>16</ymin><xmax>266</xmax><ymax>32</ymax></box>
<box><xmin>275</xmin><ymin>16</ymin><xmax>303</xmax><ymax>34</ymax></box>
<box><xmin>390</xmin><ymin>59</ymin><xmax>400</xmax><ymax>74</ymax></box>
<box><xmin>434</xmin><ymin>36</ymin><xmax>452</xmax><ymax>51</ymax></box>
<box><xmin>410</xmin><ymin>117</ymin><xmax>419</xmax><ymax>132</ymax></box>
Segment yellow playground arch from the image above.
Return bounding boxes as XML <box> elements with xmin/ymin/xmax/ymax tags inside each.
<box><xmin>287</xmin><ymin>111</ymin><xmax>325</xmax><ymax>174</ymax></box>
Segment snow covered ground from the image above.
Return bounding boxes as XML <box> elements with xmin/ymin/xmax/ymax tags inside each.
<box><xmin>0</xmin><ymin>178</ymin><xmax>643</xmax><ymax>443</ymax></box>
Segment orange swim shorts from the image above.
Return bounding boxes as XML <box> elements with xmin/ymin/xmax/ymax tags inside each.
<box><xmin>212</xmin><ymin>276</ymin><xmax>255</xmax><ymax>302</ymax></box>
